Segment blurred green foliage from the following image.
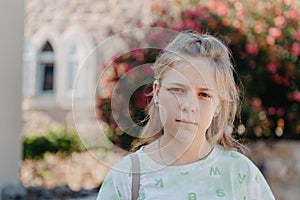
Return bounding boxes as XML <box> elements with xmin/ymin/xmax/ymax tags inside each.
<box><xmin>23</xmin><ymin>128</ymin><xmax>84</xmax><ymax>160</ymax></box>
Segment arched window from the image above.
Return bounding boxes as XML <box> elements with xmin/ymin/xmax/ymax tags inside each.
<box><xmin>58</xmin><ymin>26</ymin><xmax>97</xmax><ymax>109</ymax></box>
<box><xmin>37</xmin><ymin>41</ymin><xmax>55</xmax><ymax>93</ymax></box>
<box><xmin>66</xmin><ymin>43</ymin><xmax>81</xmax><ymax>91</ymax></box>
<box><xmin>61</xmin><ymin>26</ymin><xmax>96</xmax><ymax>100</ymax></box>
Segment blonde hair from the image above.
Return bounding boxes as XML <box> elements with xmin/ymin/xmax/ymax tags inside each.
<box><xmin>132</xmin><ymin>31</ymin><xmax>245</xmax><ymax>153</ymax></box>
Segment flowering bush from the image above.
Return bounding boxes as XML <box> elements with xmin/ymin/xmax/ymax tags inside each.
<box><xmin>96</xmin><ymin>48</ymin><xmax>158</xmax><ymax>150</ymax></box>
<box><xmin>97</xmin><ymin>0</ymin><xmax>300</xmax><ymax>149</ymax></box>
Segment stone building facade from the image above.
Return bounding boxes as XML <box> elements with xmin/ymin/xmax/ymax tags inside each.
<box><xmin>22</xmin><ymin>1</ymin><xmax>300</xmax><ymax>199</ymax></box>
<box><xmin>23</xmin><ymin>0</ymin><xmax>154</xmax><ymax>135</ymax></box>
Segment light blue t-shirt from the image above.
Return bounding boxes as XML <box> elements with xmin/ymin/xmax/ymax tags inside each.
<box><xmin>97</xmin><ymin>146</ymin><xmax>275</xmax><ymax>200</ymax></box>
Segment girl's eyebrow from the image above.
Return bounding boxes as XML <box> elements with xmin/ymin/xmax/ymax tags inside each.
<box><xmin>162</xmin><ymin>82</ymin><xmax>215</xmax><ymax>91</ymax></box>
<box><xmin>162</xmin><ymin>82</ymin><xmax>185</xmax><ymax>87</ymax></box>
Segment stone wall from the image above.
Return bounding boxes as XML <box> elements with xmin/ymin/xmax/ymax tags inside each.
<box><xmin>249</xmin><ymin>140</ymin><xmax>300</xmax><ymax>200</ymax></box>
<box><xmin>25</xmin><ymin>0</ymin><xmax>154</xmax><ymax>42</ymax></box>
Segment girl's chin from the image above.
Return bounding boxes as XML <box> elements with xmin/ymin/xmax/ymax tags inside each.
<box><xmin>168</xmin><ymin>131</ymin><xmax>198</xmax><ymax>142</ymax></box>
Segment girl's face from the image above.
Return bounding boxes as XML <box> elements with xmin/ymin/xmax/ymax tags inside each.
<box><xmin>154</xmin><ymin>57</ymin><xmax>220</xmax><ymax>144</ymax></box>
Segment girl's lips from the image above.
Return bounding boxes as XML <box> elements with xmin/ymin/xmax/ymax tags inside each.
<box><xmin>176</xmin><ymin>119</ymin><xmax>198</xmax><ymax>125</ymax></box>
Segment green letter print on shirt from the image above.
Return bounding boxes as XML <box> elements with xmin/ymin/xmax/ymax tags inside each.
<box><xmin>238</xmin><ymin>173</ymin><xmax>247</xmax><ymax>184</ymax></box>
<box><xmin>180</xmin><ymin>171</ymin><xmax>189</xmax><ymax>175</ymax></box>
<box><xmin>188</xmin><ymin>192</ymin><xmax>197</xmax><ymax>200</ymax></box>
<box><xmin>230</xmin><ymin>152</ymin><xmax>240</xmax><ymax>158</ymax></box>
<box><xmin>255</xmin><ymin>173</ymin><xmax>261</xmax><ymax>183</ymax></box>
<box><xmin>216</xmin><ymin>189</ymin><xmax>226</xmax><ymax>197</ymax></box>
<box><xmin>154</xmin><ymin>178</ymin><xmax>163</xmax><ymax>187</ymax></box>
<box><xmin>210</xmin><ymin>167</ymin><xmax>221</xmax><ymax>175</ymax></box>
<box><xmin>116</xmin><ymin>186</ymin><xmax>122</xmax><ymax>198</ymax></box>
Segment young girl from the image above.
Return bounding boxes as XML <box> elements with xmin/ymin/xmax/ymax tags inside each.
<box><xmin>96</xmin><ymin>31</ymin><xmax>275</xmax><ymax>200</ymax></box>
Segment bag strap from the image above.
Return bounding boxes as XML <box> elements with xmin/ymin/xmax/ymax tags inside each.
<box><xmin>130</xmin><ymin>154</ymin><xmax>140</xmax><ymax>200</ymax></box>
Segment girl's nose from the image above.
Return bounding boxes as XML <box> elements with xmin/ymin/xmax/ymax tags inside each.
<box><xmin>180</xmin><ymin>94</ymin><xmax>198</xmax><ymax>113</ymax></box>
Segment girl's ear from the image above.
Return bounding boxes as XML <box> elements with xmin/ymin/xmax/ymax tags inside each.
<box><xmin>214</xmin><ymin>103</ymin><xmax>221</xmax><ymax>117</ymax></box>
<box><xmin>153</xmin><ymin>80</ymin><xmax>160</xmax><ymax>97</ymax></box>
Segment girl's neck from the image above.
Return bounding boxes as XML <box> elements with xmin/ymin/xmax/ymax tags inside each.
<box><xmin>157</xmin><ymin>134</ymin><xmax>213</xmax><ymax>166</ymax></box>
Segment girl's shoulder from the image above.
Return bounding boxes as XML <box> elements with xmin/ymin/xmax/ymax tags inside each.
<box><xmin>217</xmin><ymin>146</ymin><xmax>261</xmax><ymax>173</ymax></box>
<box><xmin>108</xmin><ymin>149</ymin><xmax>150</xmax><ymax>173</ymax></box>
<box><xmin>109</xmin><ymin>153</ymin><xmax>134</xmax><ymax>173</ymax></box>
<box><xmin>100</xmin><ymin>153</ymin><xmax>137</xmax><ymax>181</ymax></box>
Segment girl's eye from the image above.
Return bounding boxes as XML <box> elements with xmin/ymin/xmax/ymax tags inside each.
<box><xmin>199</xmin><ymin>92</ymin><xmax>212</xmax><ymax>98</ymax></box>
<box><xmin>169</xmin><ymin>88</ymin><xmax>184</xmax><ymax>93</ymax></box>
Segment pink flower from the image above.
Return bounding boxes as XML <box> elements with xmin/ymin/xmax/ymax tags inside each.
<box><xmin>98</xmin><ymin>64</ymin><xmax>106</xmax><ymax>72</ymax></box>
<box><xmin>171</xmin><ymin>22</ymin><xmax>185</xmax><ymax>31</ymax></box>
<box><xmin>234</xmin><ymin>2</ymin><xmax>243</xmax><ymax>11</ymax></box>
<box><xmin>283</xmin><ymin>0</ymin><xmax>291</xmax><ymax>5</ymax></box>
<box><xmin>245</xmin><ymin>43</ymin><xmax>259</xmax><ymax>56</ymax></box>
<box><xmin>269</xmin><ymin>27</ymin><xmax>282</xmax><ymax>38</ymax></box>
<box><xmin>222</xmin><ymin>19</ymin><xmax>230</xmax><ymax>27</ymax></box>
<box><xmin>293</xmin><ymin>92</ymin><xmax>300</xmax><ymax>102</ymax></box>
<box><xmin>207</xmin><ymin>1</ymin><xmax>217</xmax><ymax>10</ymax></box>
<box><xmin>144</xmin><ymin>64</ymin><xmax>153</xmax><ymax>75</ymax></box>
<box><xmin>147</xmin><ymin>33</ymin><xmax>158</xmax><ymax>42</ymax></box>
<box><xmin>254</xmin><ymin>25</ymin><xmax>263</xmax><ymax>34</ymax></box>
<box><xmin>207</xmin><ymin>1</ymin><xmax>229</xmax><ymax>16</ymax></box>
<box><xmin>113</xmin><ymin>55</ymin><xmax>122</xmax><ymax>63</ymax></box>
<box><xmin>184</xmin><ymin>20</ymin><xmax>199</xmax><ymax>31</ymax></box>
<box><xmin>132</xmin><ymin>49</ymin><xmax>142</xmax><ymax>55</ymax></box>
<box><xmin>155</xmin><ymin>22</ymin><xmax>167</xmax><ymax>28</ymax></box>
<box><xmin>186</xmin><ymin>8</ymin><xmax>197</xmax><ymax>19</ymax></box>
<box><xmin>251</xmin><ymin>98</ymin><xmax>263</xmax><ymax>111</ymax></box>
<box><xmin>294</xmin><ymin>28</ymin><xmax>300</xmax><ymax>41</ymax></box>
<box><xmin>277</xmin><ymin>108</ymin><xmax>285</xmax><ymax>117</ymax></box>
<box><xmin>101</xmin><ymin>88</ymin><xmax>113</xmax><ymax>98</ymax></box>
<box><xmin>100</xmin><ymin>76</ymin><xmax>110</xmax><ymax>86</ymax></box>
<box><xmin>151</xmin><ymin>0</ymin><xmax>166</xmax><ymax>14</ymax></box>
<box><xmin>207</xmin><ymin>19</ymin><xmax>217</xmax><ymax>28</ymax></box>
<box><xmin>283</xmin><ymin>79</ymin><xmax>290</xmax><ymax>87</ymax></box>
<box><xmin>236</xmin><ymin>11</ymin><xmax>246</xmax><ymax>21</ymax></box>
<box><xmin>217</xmin><ymin>2</ymin><xmax>229</xmax><ymax>16</ymax></box>
<box><xmin>273</xmin><ymin>7</ymin><xmax>281</xmax><ymax>16</ymax></box>
<box><xmin>266</xmin><ymin>36</ymin><xmax>275</xmax><ymax>45</ymax></box>
<box><xmin>286</xmin><ymin>9</ymin><xmax>298</xmax><ymax>20</ymax></box>
<box><xmin>291</xmin><ymin>42</ymin><xmax>300</xmax><ymax>56</ymax></box>
<box><xmin>124</xmin><ymin>63</ymin><xmax>132</xmax><ymax>73</ymax></box>
<box><xmin>274</xmin><ymin>16</ymin><xmax>286</xmax><ymax>27</ymax></box>
<box><xmin>288</xmin><ymin>91</ymin><xmax>300</xmax><ymax>102</ymax></box>
<box><xmin>135</xmin><ymin>92</ymin><xmax>148</xmax><ymax>108</ymax></box>
<box><xmin>239</xmin><ymin>51</ymin><xmax>246</xmax><ymax>59</ymax></box>
<box><xmin>268</xmin><ymin>107</ymin><xmax>276</xmax><ymax>115</ymax></box>
<box><xmin>249</xmin><ymin>60</ymin><xmax>256</xmax><ymax>69</ymax></box>
<box><xmin>132</xmin><ymin>49</ymin><xmax>145</xmax><ymax>63</ymax></box>
<box><xmin>273</xmin><ymin>74</ymin><xmax>283</xmax><ymax>84</ymax></box>
<box><xmin>267</xmin><ymin>63</ymin><xmax>277</xmax><ymax>74</ymax></box>
<box><xmin>196</xmin><ymin>5</ymin><xmax>208</xmax><ymax>18</ymax></box>
<box><xmin>233</xmin><ymin>20</ymin><xmax>241</xmax><ymax>29</ymax></box>
<box><xmin>254</xmin><ymin>20</ymin><xmax>267</xmax><ymax>34</ymax></box>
